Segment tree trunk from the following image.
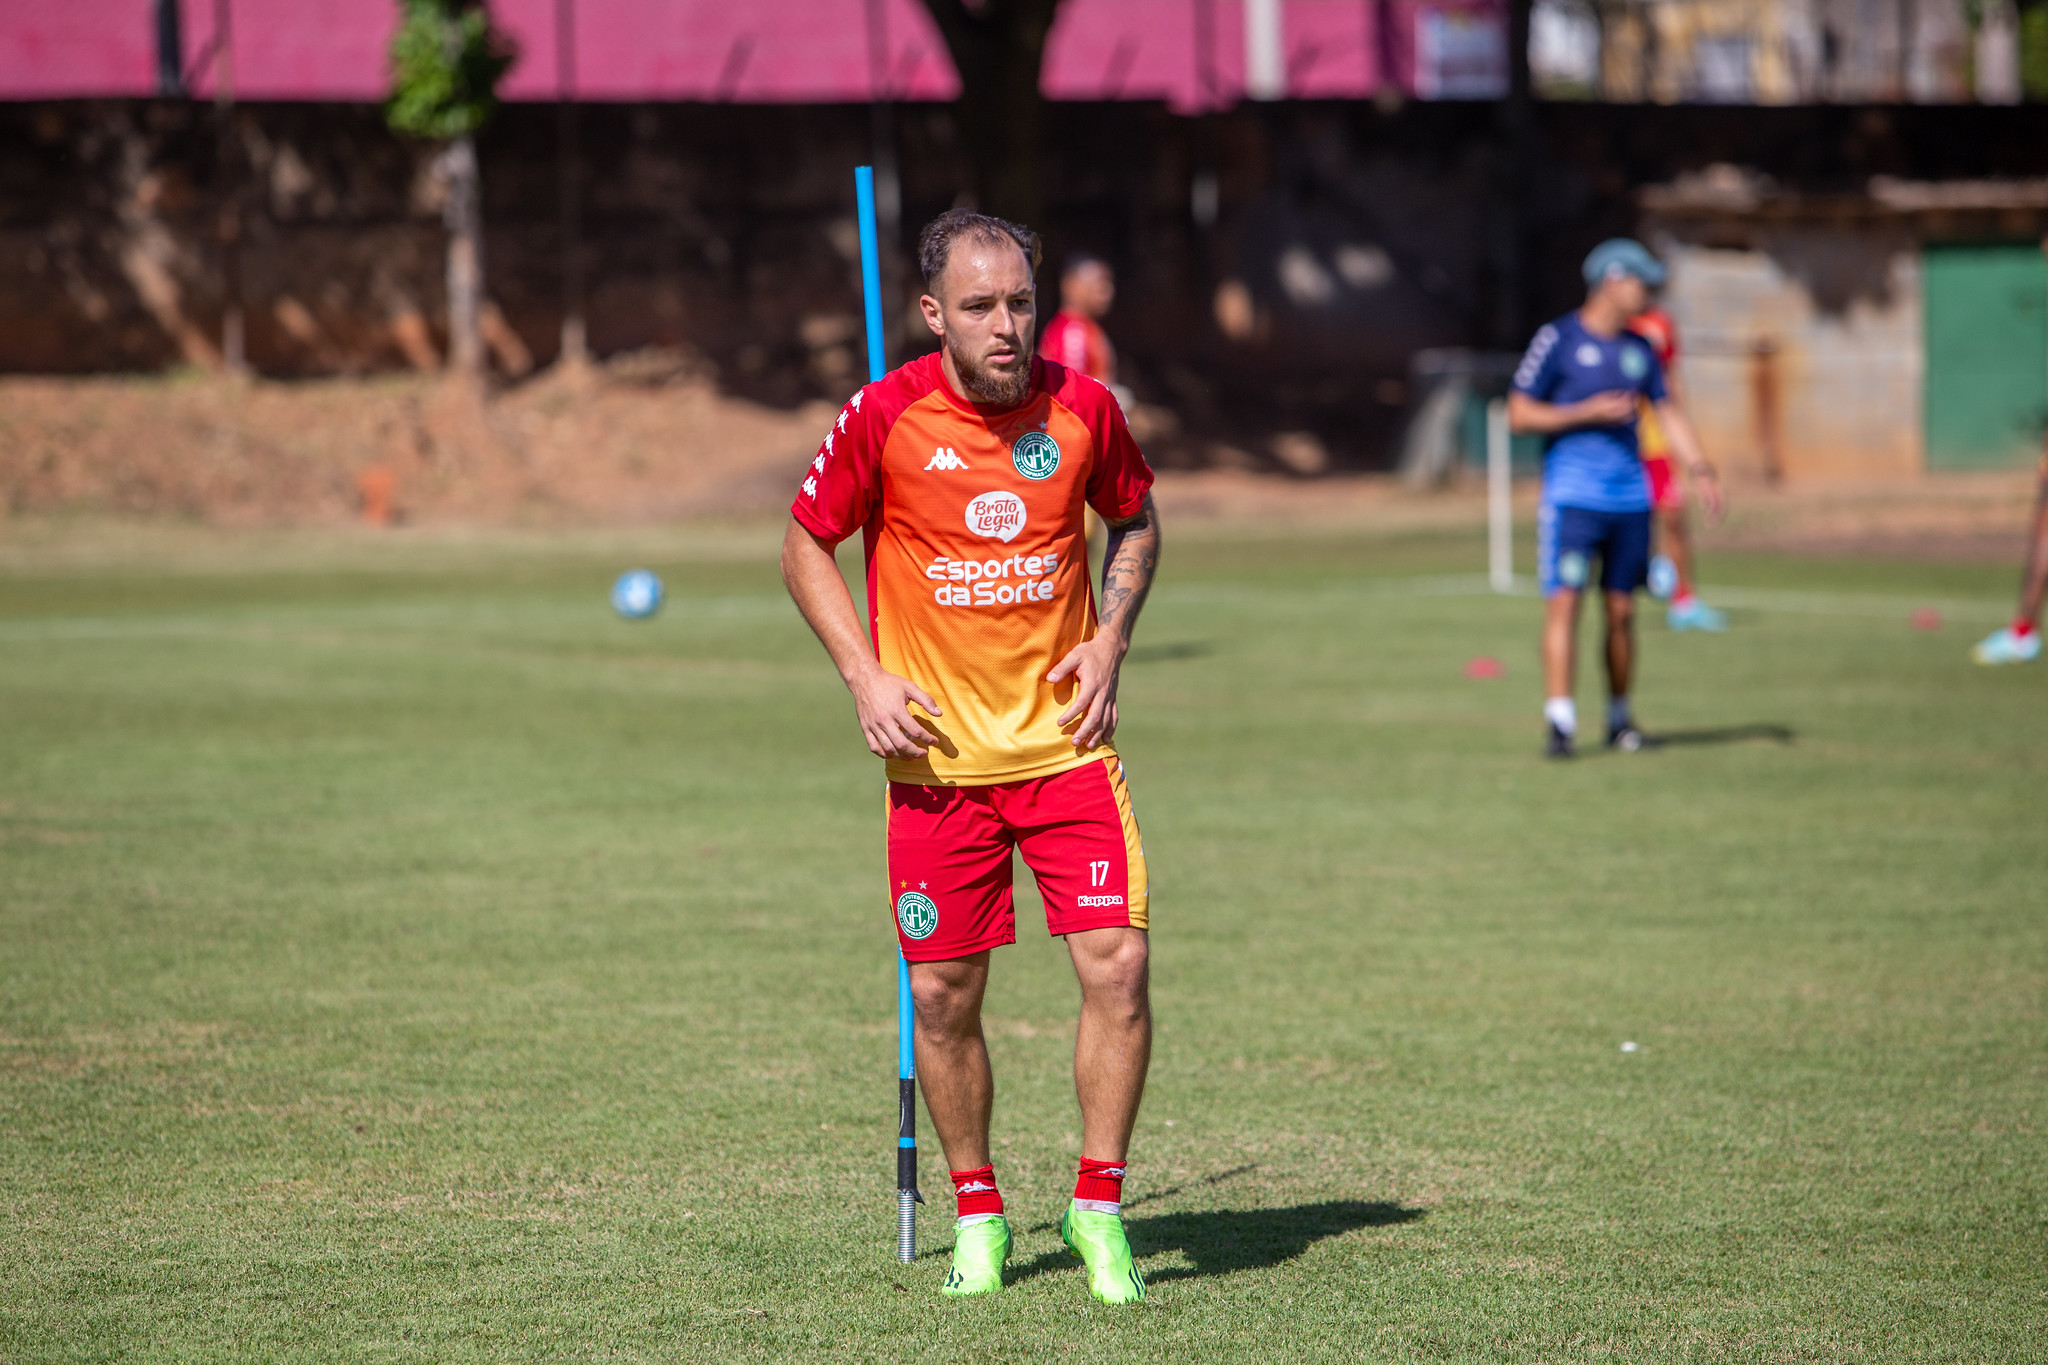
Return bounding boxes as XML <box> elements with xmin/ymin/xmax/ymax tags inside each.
<box><xmin>919</xmin><ymin>0</ymin><xmax>1063</xmax><ymax>227</ymax></box>
<box><xmin>442</xmin><ymin>134</ymin><xmax>485</xmax><ymax>384</ymax></box>
<box><xmin>555</xmin><ymin>0</ymin><xmax>589</xmax><ymax>369</ymax></box>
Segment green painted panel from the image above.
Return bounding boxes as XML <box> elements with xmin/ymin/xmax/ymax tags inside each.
<box><xmin>1923</xmin><ymin>244</ymin><xmax>2048</xmax><ymax>470</ymax></box>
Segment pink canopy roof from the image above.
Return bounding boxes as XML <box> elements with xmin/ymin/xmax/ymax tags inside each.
<box><xmin>1</xmin><ymin>0</ymin><xmax>1507</xmax><ymax>108</ymax></box>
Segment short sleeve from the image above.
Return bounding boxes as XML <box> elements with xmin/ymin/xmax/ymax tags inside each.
<box><xmin>1084</xmin><ymin>386</ymin><xmax>1154</xmax><ymax>521</ymax></box>
<box><xmin>790</xmin><ymin>386</ymin><xmax>887</xmax><ymax>546</ymax></box>
<box><xmin>1511</xmin><ymin>323</ymin><xmax>1561</xmax><ymax>399</ymax></box>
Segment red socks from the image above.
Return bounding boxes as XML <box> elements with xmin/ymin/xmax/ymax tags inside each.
<box><xmin>949</xmin><ymin>1158</ymin><xmax>1130</xmax><ymax>1219</ymax></box>
<box><xmin>1073</xmin><ymin>1156</ymin><xmax>1126</xmax><ymax>1213</ymax></box>
<box><xmin>2014</xmin><ymin>619</ymin><xmax>2037</xmax><ymax>640</ymax></box>
<box><xmin>949</xmin><ymin>1165</ymin><xmax>1004</xmax><ymax>1220</ymax></box>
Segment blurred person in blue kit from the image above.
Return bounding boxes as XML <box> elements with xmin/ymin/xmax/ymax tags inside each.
<box><xmin>1509</xmin><ymin>239</ymin><xmax>1724</xmax><ymax>759</ymax></box>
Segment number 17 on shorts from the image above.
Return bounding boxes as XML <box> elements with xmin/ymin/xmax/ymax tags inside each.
<box><xmin>886</xmin><ymin>755</ymin><xmax>1150</xmax><ymax>961</ymax></box>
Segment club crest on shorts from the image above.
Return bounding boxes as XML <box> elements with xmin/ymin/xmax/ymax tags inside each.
<box><xmin>895</xmin><ymin>890</ymin><xmax>939</xmax><ymax>940</ymax></box>
<box><xmin>1010</xmin><ymin>430</ymin><xmax>1061</xmax><ymax>481</ymax></box>
<box><xmin>1557</xmin><ymin>550</ymin><xmax>1590</xmax><ymax>588</ymax></box>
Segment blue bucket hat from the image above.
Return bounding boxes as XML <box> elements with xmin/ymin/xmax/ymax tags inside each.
<box><xmin>1582</xmin><ymin>238</ymin><xmax>1667</xmax><ymax>288</ymax></box>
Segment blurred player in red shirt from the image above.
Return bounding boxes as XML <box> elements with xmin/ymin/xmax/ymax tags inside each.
<box><xmin>1040</xmin><ymin>255</ymin><xmax>1128</xmax><ymax>556</ymax></box>
<box><xmin>1039</xmin><ymin>254</ymin><xmax>1118</xmax><ymax>388</ymax></box>
<box><xmin>1629</xmin><ymin>305</ymin><xmax>1727</xmax><ymax>630</ymax></box>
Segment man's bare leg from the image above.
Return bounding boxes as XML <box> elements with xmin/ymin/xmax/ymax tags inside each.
<box><xmin>1543</xmin><ymin>587</ymin><xmax>1582</xmax><ymax>700</ymax></box>
<box><xmin>2018</xmin><ymin>461</ymin><xmax>2048</xmax><ymax>627</ymax></box>
<box><xmin>1603</xmin><ymin>589</ymin><xmax>1636</xmax><ymax>698</ymax></box>
<box><xmin>1658</xmin><ymin>505</ymin><xmax>1693</xmax><ymax>597</ymax></box>
<box><xmin>1066</xmin><ymin>926</ymin><xmax>1151</xmax><ymax>1161</ymax></box>
<box><xmin>1603</xmin><ymin>588</ymin><xmax>1641</xmax><ymax>743</ymax></box>
<box><xmin>1972</xmin><ymin>459</ymin><xmax>2048</xmax><ymax>662</ymax></box>
<box><xmin>908</xmin><ymin>953</ymin><xmax>993</xmax><ymax>1171</ymax></box>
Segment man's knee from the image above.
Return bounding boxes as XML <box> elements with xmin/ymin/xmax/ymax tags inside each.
<box><xmin>1073</xmin><ymin>929</ymin><xmax>1150</xmax><ymax>1010</ymax></box>
<box><xmin>910</xmin><ymin>958</ymin><xmax>986</xmax><ymax>1036</ymax></box>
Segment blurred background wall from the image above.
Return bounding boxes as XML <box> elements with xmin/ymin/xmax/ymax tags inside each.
<box><xmin>3</xmin><ymin>0</ymin><xmax>2046</xmax><ymax>477</ymax></box>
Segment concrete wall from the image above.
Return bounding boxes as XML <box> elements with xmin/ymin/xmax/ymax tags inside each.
<box><xmin>1659</xmin><ymin>239</ymin><xmax>1924</xmax><ymax>480</ymax></box>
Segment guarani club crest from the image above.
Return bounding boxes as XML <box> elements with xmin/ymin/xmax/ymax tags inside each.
<box><xmin>895</xmin><ymin>890</ymin><xmax>939</xmax><ymax>940</ymax></box>
<box><xmin>1010</xmin><ymin>430</ymin><xmax>1061</xmax><ymax>481</ymax></box>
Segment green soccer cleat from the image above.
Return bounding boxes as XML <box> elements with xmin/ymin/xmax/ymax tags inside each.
<box><xmin>1060</xmin><ymin>1207</ymin><xmax>1146</xmax><ymax>1304</ymax></box>
<box><xmin>940</xmin><ymin>1215</ymin><xmax>1011</xmax><ymax>1296</ymax></box>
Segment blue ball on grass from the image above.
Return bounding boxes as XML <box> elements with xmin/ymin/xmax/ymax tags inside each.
<box><xmin>611</xmin><ymin>569</ymin><xmax>664</xmax><ymax>620</ymax></box>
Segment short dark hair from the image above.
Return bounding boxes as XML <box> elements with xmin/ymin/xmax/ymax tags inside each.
<box><xmin>1062</xmin><ymin>252</ymin><xmax>1109</xmax><ymax>278</ymax></box>
<box><xmin>917</xmin><ymin>208</ymin><xmax>1042</xmax><ymax>294</ymax></box>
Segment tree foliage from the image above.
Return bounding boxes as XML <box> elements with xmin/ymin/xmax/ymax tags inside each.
<box><xmin>2024</xmin><ymin>1</ymin><xmax>2048</xmax><ymax>99</ymax></box>
<box><xmin>386</xmin><ymin>0</ymin><xmax>517</xmax><ymax>141</ymax></box>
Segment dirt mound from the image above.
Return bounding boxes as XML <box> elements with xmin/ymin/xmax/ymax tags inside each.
<box><xmin>0</xmin><ymin>359</ymin><xmax>832</xmax><ymax>526</ymax></box>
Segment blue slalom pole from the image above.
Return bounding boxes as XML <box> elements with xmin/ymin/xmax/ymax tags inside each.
<box><xmin>857</xmin><ymin>164</ymin><xmax>919</xmax><ymax>1264</ymax></box>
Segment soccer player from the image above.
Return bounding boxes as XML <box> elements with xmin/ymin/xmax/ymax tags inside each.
<box><xmin>1628</xmin><ymin>304</ymin><xmax>1728</xmax><ymax>631</ymax></box>
<box><xmin>781</xmin><ymin>209</ymin><xmax>1160</xmax><ymax>1304</ymax></box>
<box><xmin>1970</xmin><ymin>445</ymin><xmax>2048</xmax><ymax>664</ymax></box>
<box><xmin>1509</xmin><ymin>239</ymin><xmax>1724</xmax><ymax>758</ymax></box>
<box><xmin>1038</xmin><ymin>254</ymin><xmax>1118</xmax><ymax>388</ymax></box>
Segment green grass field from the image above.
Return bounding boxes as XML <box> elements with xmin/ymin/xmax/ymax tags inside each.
<box><xmin>2</xmin><ymin>522</ymin><xmax>2042</xmax><ymax>1362</ymax></box>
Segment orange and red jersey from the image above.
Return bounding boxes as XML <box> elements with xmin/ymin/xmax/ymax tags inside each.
<box><xmin>1039</xmin><ymin>310</ymin><xmax>1116</xmax><ymax>385</ymax></box>
<box><xmin>1629</xmin><ymin>306</ymin><xmax>1681</xmax><ymax>460</ymax></box>
<box><xmin>791</xmin><ymin>352</ymin><xmax>1154</xmax><ymax>787</ymax></box>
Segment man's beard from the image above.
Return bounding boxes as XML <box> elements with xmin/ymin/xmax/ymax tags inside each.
<box><xmin>948</xmin><ymin>334</ymin><xmax>1032</xmax><ymax>407</ymax></box>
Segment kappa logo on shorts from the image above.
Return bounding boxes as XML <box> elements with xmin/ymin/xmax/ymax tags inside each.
<box><xmin>896</xmin><ymin>890</ymin><xmax>939</xmax><ymax>940</ymax></box>
<box><xmin>1076</xmin><ymin>894</ymin><xmax>1125</xmax><ymax>907</ymax></box>
<box><xmin>1010</xmin><ymin>430</ymin><xmax>1061</xmax><ymax>481</ymax></box>
<box><xmin>1557</xmin><ymin>550</ymin><xmax>1590</xmax><ymax>589</ymax></box>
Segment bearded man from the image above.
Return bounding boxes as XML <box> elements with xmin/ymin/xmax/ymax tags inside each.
<box><xmin>780</xmin><ymin>209</ymin><xmax>1162</xmax><ymax>1303</ymax></box>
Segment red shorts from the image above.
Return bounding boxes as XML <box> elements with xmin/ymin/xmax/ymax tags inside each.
<box><xmin>1643</xmin><ymin>454</ymin><xmax>1685</xmax><ymax>511</ymax></box>
<box><xmin>887</xmin><ymin>755</ymin><xmax>1149</xmax><ymax>961</ymax></box>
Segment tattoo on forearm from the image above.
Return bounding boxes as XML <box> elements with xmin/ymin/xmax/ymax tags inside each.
<box><xmin>1099</xmin><ymin>494</ymin><xmax>1161</xmax><ymax>636</ymax></box>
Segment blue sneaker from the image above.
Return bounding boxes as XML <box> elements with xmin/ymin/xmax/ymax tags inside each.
<box><xmin>1647</xmin><ymin>555</ymin><xmax>1680</xmax><ymax>601</ymax></box>
<box><xmin>1972</xmin><ymin>627</ymin><xmax>2040</xmax><ymax>665</ymax></box>
<box><xmin>1667</xmin><ymin>598</ymin><xmax>1728</xmax><ymax>632</ymax></box>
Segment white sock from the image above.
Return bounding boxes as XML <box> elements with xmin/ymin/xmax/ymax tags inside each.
<box><xmin>957</xmin><ymin>1212</ymin><xmax>1001</xmax><ymax>1229</ymax></box>
<box><xmin>1608</xmin><ymin>697</ymin><xmax>1632</xmax><ymax>731</ymax></box>
<box><xmin>1071</xmin><ymin>1197</ymin><xmax>1122</xmax><ymax>1216</ymax></box>
<box><xmin>1544</xmin><ymin>696</ymin><xmax>1577</xmax><ymax>736</ymax></box>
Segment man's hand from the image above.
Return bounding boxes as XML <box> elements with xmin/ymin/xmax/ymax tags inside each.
<box><xmin>1652</xmin><ymin>399</ymin><xmax>1725</xmax><ymax>525</ymax></box>
<box><xmin>850</xmin><ymin>663</ymin><xmax>942</xmax><ymax>760</ymax></box>
<box><xmin>1691</xmin><ymin>464</ymin><xmax>1726</xmax><ymax>524</ymax></box>
<box><xmin>1048</xmin><ymin>633</ymin><xmax>1124</xmax><ymax>751</ymax></box>
<box><xmin>782</xmin><ymin>517</ymin><xmax>946</xmax><ymax>761</ymax></box>
<box><xmin>1574</xmin><ymin>391</ymin><xmax>1639</xmax><ymax>425</ymax></box>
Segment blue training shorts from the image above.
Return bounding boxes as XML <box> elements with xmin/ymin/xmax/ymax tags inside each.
<box><xmin>1538</xmin><ymin>503</ymin><xmax>1653</xmax><ymax>597</ymax></box>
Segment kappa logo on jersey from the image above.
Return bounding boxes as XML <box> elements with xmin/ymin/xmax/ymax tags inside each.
<box><xmin>896</xmin><ymin>890</ymin><xmax>939</xmax><ymax>940</ymax></box>
<box><xmin>925</xmin><ymin>446</ymin><xmax>971</xmax><ymax>471</ymax></box>
<box><xmin>1575</xmin><ymin>342</ymin><xmax>1603</xmax><ymax>367</ymax></box>
<box><xmin>964</xmin><ymin>491</ymin><xmax>1026</xmax><ymax>542</ymax></box>
<box><xmin>1010</xmin><ymin>429</ymin><xmax>1061</xmax><ymax>480</ymax></box>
